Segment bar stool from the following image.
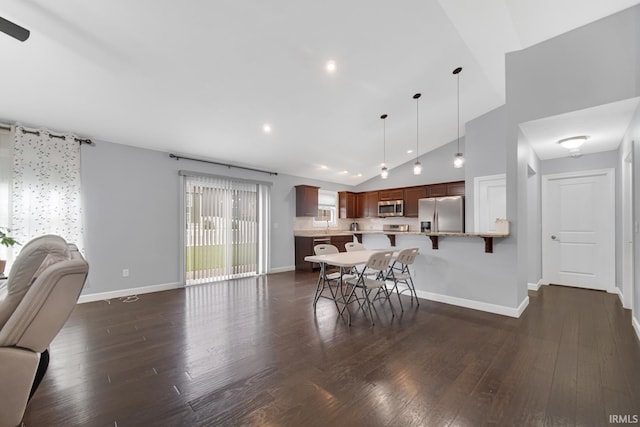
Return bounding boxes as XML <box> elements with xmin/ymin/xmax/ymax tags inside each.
<box><xmin>385</xmin><ymin>247</ymin><xmax>420</xmax><ymax>311</ymax></box>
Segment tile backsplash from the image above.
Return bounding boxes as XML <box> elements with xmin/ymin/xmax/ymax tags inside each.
<box><xmin>294</xmin><ymin>217</ymin><xmax>420</xmax><ymax>232</ymax></box>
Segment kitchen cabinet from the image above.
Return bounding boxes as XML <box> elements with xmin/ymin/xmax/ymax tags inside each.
<box><xmin>427</xmin><ymin>183</ymin><xmax>447</xmax><ymax>197</ymax></box>
<box><xmin>338</xmin><ymin>191</ymin><xmax>357</xmax><ymax>219</ymax></box>
<box><xmin>331</xmin><ymin>235</ymin><xmax>353</xmax><ymax>252</ymax></box>
<box><xmin>363</xmin><ymin>191</ymin><xmax>379</xmax><ymax>217</ymax></box>
<box><xmin>427</xmin><ymin>181</ymin><xmax>465</xmax><ymax>198</ymax></box>
<box><xmin>378</xmin><ymin>189</ymin><xmax>404</xmax><ymax>201</ymax></box>
<box><xmin>356</xmin><ymin>191</ymin><xmax>379</xmax><ymax>218</ymax></box>
<box><xmin>446</xmin><ymin>181</ymin><xmax>465</xmax><ymax>196</ymax></box>
<box><xmin>294</xmin><ymin>236</ymin><xmax>315</xmax><ymax>272</ymax></box>
<box><xmin>355</xmin><ymin>193</ymin><xmax>365</xmax><ymax>218</ymax></box>
<box><xmin>403</xmin><ymin>186</ymin><xmax>428</xmax><ymax>217</ymax></box>
<box><xmin>295</xmin><ymin>234</ymin><xmax>354</xmax><ymax>271</ymax></box>
<box><xmin>295</xmin><ymin>185</ymin><xmax>319</xmax><ymax>217</ymax></box>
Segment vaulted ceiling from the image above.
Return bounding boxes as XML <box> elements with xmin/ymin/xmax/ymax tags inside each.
<box><xmin>1</xmin><ymin>1</ymin><xmax>637</xmax><ymax>184</ymax></box>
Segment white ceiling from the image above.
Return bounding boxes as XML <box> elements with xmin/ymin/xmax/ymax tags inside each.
<box><xmin>520</xmin><ymin>97</ymin><xmax>640</xmax><ymax>160</ymax></box>
<box><xmin>0</xmin><ymin>1</ymin><xmax>638</xmax><ymax>184</ymax></box>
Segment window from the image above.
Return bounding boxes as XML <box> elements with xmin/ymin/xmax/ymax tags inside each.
<box><xmin>313</xmin><ymin>190</ymin><xmax>337</xmax><ymax>227</ymax></box>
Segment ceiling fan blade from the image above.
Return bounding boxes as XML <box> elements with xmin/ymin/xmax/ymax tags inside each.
<box><xmin>0</xmin><ymin>16</ymin><xmax>30</xmax><ymax>42</ymax></box>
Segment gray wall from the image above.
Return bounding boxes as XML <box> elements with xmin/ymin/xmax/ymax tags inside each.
<box><xmin>505</xmin><ymin>4</ymin><xmax>640</xmax><ymax>306</ymax></box>
<box><xmin>617</xmin><ymin>104</ymin><xmax>639</xmax><ymax>312</ymax></box>
<box><xmin>626</xmin><ymin>104</ymin><xmax>640</xmax><ymax>328</ymax></box>
<box><xmin>464</xmin><ymin>105</ymin><xmax>507</xmax><ymax>230</ymax></box>
<box><xmin>81</xmin><ymin>139</ymin><xmax>355</xmax><ymax>294</ymax></box>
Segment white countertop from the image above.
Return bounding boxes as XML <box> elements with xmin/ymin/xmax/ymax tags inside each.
<box><xmin>294</xmin><ymin>230</ymin><xmax>509</xmax><ymax>238</ymax></box>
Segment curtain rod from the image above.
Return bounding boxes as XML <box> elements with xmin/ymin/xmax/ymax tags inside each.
<box><xmin>0</xmin><ymin>123</ymin><xmax>94</xmax><ymax>145</ymax></box>
<box><xmin>18</xmin><ymin>127</ymin><xmax>94</xmax><ymax>145</ymax></box>
<box><xmin>169</xmin><ymin>153</ymin><xmax>278</xmax><ymax>176</ymax></box>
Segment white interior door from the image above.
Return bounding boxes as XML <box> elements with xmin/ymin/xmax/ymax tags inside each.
<box><xmin>542</xmin><ymin>169</ymin><xmax>614</xmax><ymax>291</ymax></box>
<box><xmin>474</xmin><ymin>174</ymin><xmax>506</xmax><ymax>232</ymax></box>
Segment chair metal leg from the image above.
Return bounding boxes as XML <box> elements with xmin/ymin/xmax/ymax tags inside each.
<box><xmin>382</xmin><ymin>286</ymin><xmax>396</xmax><ymax>318</ymax></box>
<box><xmin>407</xmin><ymin>276</ymin><xmax>419</xmax><ymax>305</ymax></box>
<box><xmin>364</xmin><ymin>288</ymin><xmax>375</xmax><ymax>326</ymax></box>
<box><xmin>312</xmin><ymin>272</ymin><xmax>324</xmax><ymax>309</ymax></box>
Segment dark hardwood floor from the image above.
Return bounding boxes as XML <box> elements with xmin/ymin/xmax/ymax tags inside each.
<box><xmin>22</xmin><ymin>272</ymin><xmax>640</xmax><ymax>426</ymax></box>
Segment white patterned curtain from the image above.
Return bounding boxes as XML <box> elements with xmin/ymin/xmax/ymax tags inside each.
<box><xmin>11</xmin><ymin>127</ymin><xmax>83</xmax><ymax>251</ymax></box>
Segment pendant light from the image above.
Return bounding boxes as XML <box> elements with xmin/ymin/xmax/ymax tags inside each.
<box><xmin>453</xmin><ymin>67</ymin><xmax>464</xmax><ymax>168</ymax></box>
<box><xmin>413</xmin><ymin>93</ymin><xmax>422</xmax><ymax>175</ymax></box>
<box><xmin>380</xmin><ymin>114</ymin><xmax>389</xmax><ymax>179</ymax></box>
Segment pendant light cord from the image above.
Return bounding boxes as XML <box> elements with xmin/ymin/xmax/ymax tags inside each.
<box><xmin>416</xmin><ymin>98</ymin><xmax>419</xmax><ymax>161</ymax></box>
<box><xmin>383</xmin><ymin>117</ymin><xmax>386</xmax><ymax>164</ymax></box>
<box><xmin>413</xmin><ymin>93</ymin><xmax>421</xmax><ymax>162</ymax></box>
<box><xmin>453</xmin><ymin>67</ymin><xmax>462</xmax><ymax>153</ymax></box>
<box><xmin>457</xmin><ymin>71</ymin><xmax>460</xmax><ymax>152</ymax></box>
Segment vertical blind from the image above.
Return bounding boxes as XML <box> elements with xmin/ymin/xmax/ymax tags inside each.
<box><xmin>184</xmin><ymin>173</ymin><xmax>270</xmax><ymax>284</ymax></box>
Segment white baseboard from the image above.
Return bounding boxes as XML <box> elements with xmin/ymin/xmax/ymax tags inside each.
<box><xmin>633</xmin><ymin>316</ymin><xmax>640</xmax><ymax>343</ymax></box>
<box><xmin>414</xmin><ymin>289</ymin><xmax>529</xmax><ymax>318</ymax></box>
<box><xmin>78</xmin><ymin>281</ymin><xmax>183</xmax><ymax>304</ymax></box>
<box><xmin>607</xmin><ymin>286</ymin><xmax>631</xmax><ymax>310</ymax></box>
<box><xmin>527</xmin><ymin>280</ymin><xmax>544</xmax><ymax>291</ymax></box>
<box><xmin>270</xmin><ymin>265</ymin><xmax>295</xmax><ymax>274</ymax></box>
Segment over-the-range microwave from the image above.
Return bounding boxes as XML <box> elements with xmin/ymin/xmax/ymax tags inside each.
<box><xmin>377</xmin><ymin>200</ymin><xmax>404</xmax><ymax>217</ymax></box>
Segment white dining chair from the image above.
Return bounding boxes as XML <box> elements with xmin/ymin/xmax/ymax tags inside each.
<box><xmin>385</xmin><ymin>247</ymin><xmax>420</xmax><ymax>311</ymax></box>
<box><xmin>344</xmin><ymin>241</ymin><xmax>367</xmax><ymax>275</ymax></box>
<box><xmin>312</xmin><ymin>244</ymin><xmax>342</xmax><ymax>311</ymax></box>
<box><xmin>344</xmin><ymin>242</ymin><xmax>366</xmax><ymax>252</ymax></box>
<box><xmin>344</xmin><ymin>250</ymin><xmax>395</xmax><ymax>326</ymax></box>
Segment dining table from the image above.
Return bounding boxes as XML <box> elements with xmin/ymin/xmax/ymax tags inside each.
<box><xmin>304</xmin><ymin>249</ymin><xmax>399</xmax><ymax>322</ymax></box>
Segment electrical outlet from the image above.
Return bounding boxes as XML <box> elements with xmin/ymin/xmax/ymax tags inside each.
<box><xmin>122</xmin><ymin>269</ymin><xmax>129</xmax><ymax>277</ymax></box>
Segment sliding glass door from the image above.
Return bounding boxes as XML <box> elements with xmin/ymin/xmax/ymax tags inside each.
<box><xmin>184</xmin><ymin>174</ymin><xmax>269</xmax><ymax>284</ymax></box>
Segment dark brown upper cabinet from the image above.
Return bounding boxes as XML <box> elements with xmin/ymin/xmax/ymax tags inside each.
<box><xmin>295</xmin><ymin>185</ymin><xmax>319</xmax><ymax>217</ymax></box>
<box><xmin>338</xmin><ymin>191</ymin><xmax>357</xmax><ymax>219</ymax></box>
<box><xmin>403</xmin><ymin>186</ymin><xmax>428</xmax><ymax>217</ymax></box>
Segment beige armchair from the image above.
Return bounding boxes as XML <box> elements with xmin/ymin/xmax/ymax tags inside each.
<box><xmin>0</xmin><ymin>235</ymin><xmax>88</xmax><ymax>427</ymax></box>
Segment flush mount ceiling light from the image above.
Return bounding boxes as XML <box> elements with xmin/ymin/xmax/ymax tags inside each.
<box><xmin>380</xmin><ymin>113</ymin><xmax>389</xmax><ymax>179</ymax></box>
<box><xmin>557</xmin><ymin>135</ymin><xmax>588</xmax><ymax>149</ymax></box>
<box><xmin>452</xmin><ymin>67</ymin><xmax>465</xmax><ymax>168</ymax></box>
<box><xmin>413</xmin><ymin>93</ymin><xmax>422</xmax><ymax>175</ymax></box>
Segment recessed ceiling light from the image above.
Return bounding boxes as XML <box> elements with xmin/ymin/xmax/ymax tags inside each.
<box><xmin>407</xmin><ymin>149</ymin><xmax>413</xmax><ymax>154</ymax></box>
<box><xmin>326</xmin><ymin>60</ymin><xmax>337</xmax><ymax>73</ymax></box>
<box><xmin>319</xmin><ymin>165</ymin><xmax>328</xmax><ymax>170</ymax></box>
<box><xmin>557</xmin><ymin>135</ymin><xmax>588</xmax><ymax>149</ymax></box>
<box><xmin>356</xmin><ymin>173</ymin><xmax>362</xmax><ymax>177</ymax></box>
<box><xmin>262</xmin><ymin>124</ymin><xmax>272</xmax><ymax>134</ymax></box>
<box><xmin>339</xmin><ymin>170</ymin><xmax>348</xmax><ymax>175</ymax></box>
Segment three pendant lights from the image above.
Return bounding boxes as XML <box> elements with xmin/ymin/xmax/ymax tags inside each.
<box><xmin>381</xmin><ymin>66</ymin><xmax>464</xmax><ymax>180</ymax></box>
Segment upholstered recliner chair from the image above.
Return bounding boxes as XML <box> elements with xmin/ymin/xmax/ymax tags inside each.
<box><xmin>0</xmin><ymin>235</ymin><xmax>88</xmax><ymax>427</ymax></box>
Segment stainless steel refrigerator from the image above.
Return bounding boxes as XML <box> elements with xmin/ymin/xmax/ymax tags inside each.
<box><xmin>418</xmin><ymin>196</ymin><xmax>465</xmax><ymax>233</ymax></box>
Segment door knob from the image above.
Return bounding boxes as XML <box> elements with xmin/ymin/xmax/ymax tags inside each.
<box><xmin>551</xmin><ymin>235</ymin><xmax>557</xmax><ymax>240</ymax></box>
